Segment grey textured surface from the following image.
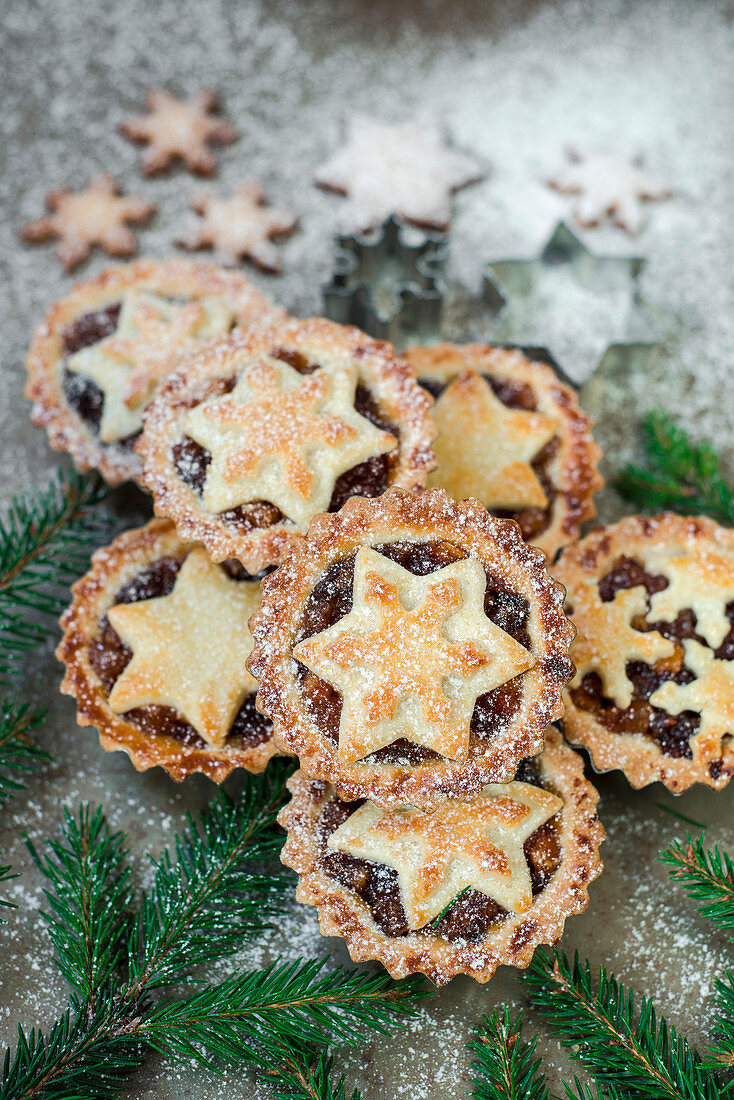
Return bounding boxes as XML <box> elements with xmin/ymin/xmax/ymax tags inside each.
<box><xmin>1</xmin><ymin>1</ymin><xmax>733</xmax><ymax>1096</ymax></box>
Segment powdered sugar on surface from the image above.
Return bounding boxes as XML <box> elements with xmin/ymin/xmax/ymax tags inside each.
<box><xmin>1</xmin><ymin>1</ymin><xmax>734</xmax><ymax>1097</ymax></box>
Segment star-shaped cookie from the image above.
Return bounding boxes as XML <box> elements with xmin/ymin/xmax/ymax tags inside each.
<box><xmin>548</xmin><ymin>148</ymin><xmax>670</xmax><ymax>235</ymax></box>
<box><xmin>20</xmin><ymin>175</ymin><xmax>155</xmax><ymax>272</ymax></box>
<box><xmin>182</xmin><ymin>357</ymin><xmax>396</xmax><ymax>524</ymax></box>
<box><xmin>647</xmin><ymin>548</ymin><xmax>734</xmax><ymax>649</ymax></box>
<box><xmin>67</xmin><ymin>290</ymin><xmax>233</xmax><ymax>443</ymax></box>
<box><xmin>428</xmin><ymin>370</ymin><xmax>559</xmax><ymax>509</ymax></box>
<box><xmin>120</xmin><ymin>89</ymin><xmax>238</xmax><ymax>176</ymax></box>
<box><xmin>177</xmin><ymin>182</ymin><xmax>298</xmax><ymax>272</ymax></box>
<box><xmin>107</xmin><ymin>547</ymin><xmax>261</xmax><ymax>747</ymax></box>
<box><xmin>294</xmin><ymin>547</ymin><xmax>533</xmax><ymax>764</ymax></box>
<box><xmin>315</xmin><ymin>114</ymin><xmax>482</xmax><ymax>231</ymax></box>
<box><xmin>569</xmin><ymin>583</ymin><xmax>675</xmax><ymax>708</ymax></box>
<box><xmin>650</xmin><ymin>640</ymin><xmax>734</xmax><ymax>753</ymax></box>
<box><xmin>328</xmin><ymin>780</ymin><xmax>562</xmax><ymax>929</ymax></box>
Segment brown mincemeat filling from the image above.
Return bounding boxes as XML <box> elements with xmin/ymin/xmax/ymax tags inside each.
<box><xmin>420</xmin><ymin>372</ymin><xmax>559</xmax><ymax>542</ymax></box>
<box><xmin>317</xmin><ymin>755</ymin><xmax>562</xmax><ymax>942</ymax></box>
<box><xmin>172</xmin><ymin>345</ymin><xmax>401</xmax><ymax>532</ymax></box>
<box><xmin>570</xmin><ymin>554</ymin><xmax>734</xmax><ymax>770</ymax></box>
<box><xmin>293</xmin><ymin>538</ymin><xmax>556</xmax><ymax>767</ymax></box>
<box><xmin>88</xmin><ymin>555</ymin><xmax>272</xmax><ymax>750</ymax></box>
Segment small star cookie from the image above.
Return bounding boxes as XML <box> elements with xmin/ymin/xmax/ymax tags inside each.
<box><xmin>177</xmin><ymin>182</ymin><xmax>298</xmax><ymax>272</ymax></box>
<box><xmin>120</xmin><ymin>89</ymin><xmax>238</xmax><ymax>176</ymax></box>
<box><xmin>548</xmin><ymin>148</ymin><xmax>670</xmax><ymax>235</ymax></box>
<box><xmin>293</xmin><ymin>546</ymin><xmax>533</xmax><ymax>763</ymax></box>
<box><xmin>315</xmin><ymin>114</ymin><xmax>482</xmax><ymax>231</ymax></box>
<box><xmin>20</xmin><ymin>175</ymin><xmax>156</xmax><ymax>272</ymax></box>
<box><xmin>328</xmin><ymin>780</ymin><xmax>563</xmax><ymax>930</ymax></box>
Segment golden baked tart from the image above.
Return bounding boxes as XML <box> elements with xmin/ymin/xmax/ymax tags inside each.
<box><xmin>249</xmin><ymin>488</ymin><xmax>575</xmax><ymax>809</ymax></box>
<box><xmin>24</xmin><ymin>258</ymin><xmax>281</xmax><ymax>486</ymax></box>
<box><xmin>278</xmin><ymin>727</ymin><xmax>604</xmax><ymax>985</ymax></box>
<box><xmin>57</xmin><ymin>518</ymin><xmax>279</xmax><ymax>782</ymax></box>
<box><xmin>555</xmin><ymin>513</ymin><xmax>734</xmax><ymax>792</ymax></box>
<box><xmin>406</xmin><ymin>343</ymin><xmax>603</xmax><ymax>558</ymax></box>
<box><xmin>137</xmin><ymin>317</ymin><xmax>435</xmax><ymax>572</ymax></box>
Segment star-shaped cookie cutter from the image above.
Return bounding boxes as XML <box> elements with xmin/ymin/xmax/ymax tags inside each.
<box><xmin>322</xmin><ymin>216</ymin><xmax>448</xmax><ymax>346</ymax></box>
<box><xmin>482</xmin><ymin>222</ymin><xmax>662</xmax><ymax>389</ymax></box>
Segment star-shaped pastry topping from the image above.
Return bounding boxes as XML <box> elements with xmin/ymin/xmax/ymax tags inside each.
<box><xmin>650</xmin><ymin>640</ymin><xmax>734</xmax><ymax>751</ymax></box>
<box><xmin>182</xmin><ymin>358</ymin><xmax>396</xmax><ymax>525</ymax></box>
<box><xmin>67</xmin><ymin>290</ymin><xmax>233</xmax><ymax>443</ymax></box>
<box><xmin>107</xmin><ymin>547</ymin><xmax>261</xmax><ymax>747</ymax></box>
<box><xmin>315</xmin><ymin>114</ymin><xmax>482</xmax><ymax>231</ymax></box>
<box><xmin>20</xmin><ymin>175</ymin><xmax>156</xmax><ymax>272</ymax></box>
<box><xmin>547</xmin><ymin>148</ymin><xmax>670</xmax><ymax>235</ymax></box>
<box><xmin>120</xmin><ymin>89</ymin><xmax>238</xmax><ymax>176</ymax></box>
<box><xmin>294</xmin><ymin>547</ymin><xmax>533</xmax><ymax>763</ymax></box>
<box><xmin>569</xmin><ymin>583</ymin><xmax>675</xmax><ymax>708</ymax></box>
<box><xmin>428</xmin><ymin>371</ymin><xmax>559</xmax><ymax>510</ymax></box>
<box><xmin>328</xmin><ymin>780</ymin><xmax>563</xmax><ymax>930</ymax></box>
<box><xmin>647</xmin><ymin>548</ymin><xmax>734</xmax><ymax>649</ymax></box>
<box><xmin>177</xmin><ymin>182</ymin><xmax>298</xmax><ymax>272</ymax></box>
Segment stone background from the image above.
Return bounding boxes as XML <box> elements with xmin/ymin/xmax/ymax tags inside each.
<box><xmin>1</xmin><ymin>1</ymin><xmax>733</xmax><ymax>1095</ymax></box>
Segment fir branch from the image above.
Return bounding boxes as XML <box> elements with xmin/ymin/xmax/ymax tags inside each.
<box><xmin>137</xmin><ymin>961</ymin><xmax>424</xmax><ymax>1068</ymax></box>
<box><xmin>617</xmin><ymin>410</ymin><xmax>734</xmax><ymax>524</ymax></box>
<box><xmin>709</xmin><ymin>970</ymin><xmax>734</xmax><ymax>1071</ymax></box>
<box><xmin>0</xmin><ymin>863</ymin><xmax>17</xmax><ymax>920</ymax></box>
<box><xmin>27</xmin><ymin>805</ymin><xmax>133</xmax><ymax>1004</ymax></box>
<box><xmin>660</xmin><ymin>834</ymin><xmax>734</xmax><ymax>934</ymax></box>
<box><xmin>126</xmin><ymin>761</ymin><xmax>293</xmax><ymax>996</ymax></box>
<box><xmin>0</xmin><ymin>701</ymin><xmax>48</xmax><ymax>804</ymax></box>
<box><xmin>266</xmin><ymin>1047</ymin><xmax>360</xmax><ymax>1100</ymax></box>
<box><xmin>0</xmin><ymin>469</ymin><xmax>113</xmax><ymax>681</ymax></box>
<box><xmin>523</xmin><ymin>947</ymin><xmax>723</xmax><ymax>1100</ymax></box>
<box><xmin>469</xmin><ymin>1008</ymin><xmax>549</xmax><ymax>1100</ymax></box>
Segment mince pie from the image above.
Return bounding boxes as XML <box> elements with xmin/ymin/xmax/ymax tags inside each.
<box><xmin>249</xmin><ymin>488</ymin><xmax>575</xmax><ymax>809</ymax></box>
<box><xmin>406</xmin><ymin>343</ymin><xmax>603</xmax><ymax>558</ymax></box>
<box><xmin>137</xmin><ymin>317</ymin><xmax>435</xmax><ymax>571</ymax></box>
<box><xmin>57</xmin><ymin>517</ymin><xmax>279</xmax><ymax>782</ymax></box>
<box><xmin>24</xmin><ymin>258</ymin><xmax>282</xmax><ymax>486</ymax></box>
<box><xmin>555</xmin><ymin>513</ymin><xmax>734</xmax><ymax>792</ymax></box>
<box><xmin>278</xmin><ymin>726</ymin><xmax>604</xmax><ymax>985</ymax></box>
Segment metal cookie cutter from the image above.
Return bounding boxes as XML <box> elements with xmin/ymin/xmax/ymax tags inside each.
<box><xmin>482</xmin><ymin>221</ymin><xmax>662</xmax><ymax>389</ymax></box>
<box><xmin>322</xmin><ymin>216</ymin><xmax>448</xmax><ymax>346</ymax></box>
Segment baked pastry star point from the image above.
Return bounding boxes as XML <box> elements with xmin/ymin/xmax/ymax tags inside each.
<box><xmin>106</xmin><ymin>546</ymin><xmax>261</xmax><ymax>748</ymax></box>
<box><xmin>650</xmin><ymin>640</ymin><xmax>734</xmax><ymax>750</ymax></box>
<box><xmin>328</xmin><ymin>780</ymin><xmax>562</xmax><ymax>930</ymax></box>
<box><xmin>647</xmin><ymin>547</ymin><xmax>734</xmax><ymax>648</ymax></box>
<box><xmin>293</xmin><ymin>547</ymin><xmax>534</xmax><ymax>763</ymax></box>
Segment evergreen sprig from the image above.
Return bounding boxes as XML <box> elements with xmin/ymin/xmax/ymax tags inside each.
<box><xmin>660</xmin><ymin>834</ymin><xmax>734</xmax><ymax>934</ymax></box>
<box><xmin>522</xmin><ymin>947</ymin><xmax>723</xmax><ymax>1100</ymax></box>
<box><xmin>1</xmin><ymin>763</ymin><xmax>427</xmax><ymax>1100</ymax></box>
<box><xmin>710</xmin><ymin>971</ymin><xmax>734</xmax><ymax>1072</ymax></box>
<box><xmin>468</xmin><ymin>1008</ymin><xmax>549</xmax><ymax>1100</ymax></box>
<box><xmin>617</xmin><ymin>410</ymin><xmax>734</xmax><ymax>524</ymax></box>
<box><xmin>0</xmin><ymin>701</ymin><xmax>48</xmax><ymax>804</ymax></box>
<box><xmin>0</xmin><ymin>468</ymin><xmax>113</xmax><ymax>681</ymax></box>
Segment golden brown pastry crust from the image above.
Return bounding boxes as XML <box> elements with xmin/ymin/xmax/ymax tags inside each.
<box><xmin>406</xmin><ymin>343</ymin><xmax>603</xmax><ymax>559</ymax></box>
<box><xmin>278</xmin><ymin>727</ymin><xmax>604</xmax><ymax>986</ymax></box>
<box><xmin>137</xmin><ymin>317</ymin><xmax>436</xmax><ymax>572</ymax></box>
<box><xmin>57</xmin><ymin>517</ymin><xmax>279</xmax><ymax>782</ymax></box>
<box><xmin>249</xmin><ymin>488</ymin><xmax>575</xmax><ymax>808</ymax></box>
<box><xmin>24</xmin><ymin>258</ymin><xmax>281</xmax><ymax>486</ymax></box>
<box><xmin>554</xmin><ymin>513</ymin><xmax>734</xmax><ymax>792</ymax></box>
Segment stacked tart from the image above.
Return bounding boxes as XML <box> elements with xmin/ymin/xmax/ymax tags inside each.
<box><xmin>34</xmin><ymin>264</ymin><xmax>608</xmax><ymax>984</ymax></box>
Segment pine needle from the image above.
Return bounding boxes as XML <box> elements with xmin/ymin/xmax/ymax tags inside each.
<box><xmin>616</xmin><ymin>410</ymin><xmax>734</xmax><ymax>524</ymax></box>
<box><xmin>266</xmin><ymin>1047</ymin><xmax>361</xmax><ymax>1100</ymax></box>
<box><xmin>27</xmin><ymin>804</ymin><xmax>133</xmax><ymax>1003</ymax></box>
<box><xmin>709</xmin><ymin>970</ymin><xmax>734</xmax><ymax>1072</ymax></box>
<box><xmin>0</xmin><ymin>468</ymin><xmax>113</xmax><ymax>682</ymax></box>
<box><xmin>660</xmin><ymin>834</ymin><xmax>734</xmax><ymax>934</ymax></box>
<box><xmin>0</xmin><ymin>864</ymin><xmax>18</xmax><ymax>922</ymax></box>
<box><xmin>468</xmin><ymin>1008</ymin><xmax>550</xmax><ymax>1100</ymax></box>
<box><xmin>0</xmin><ymin>701</ymin><xmax>48</xmax><ymax>804</ymax></box>
<box><xmin>523</xmin><ymin>947</ymin><xmax>723</xmax><ymax>1100</ymax></box>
